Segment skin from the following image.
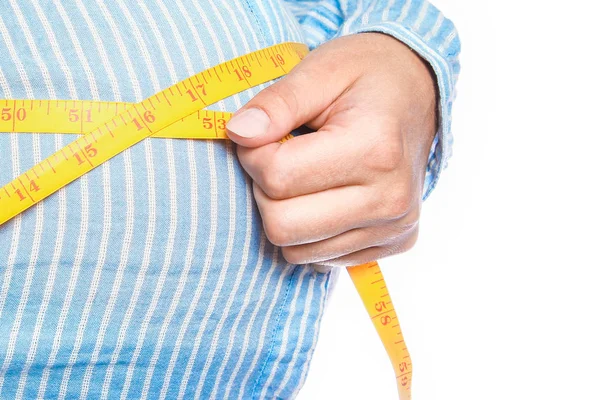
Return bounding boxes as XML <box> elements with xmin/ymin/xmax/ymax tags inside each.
<box><xmin>226</xmin><ymin>32</ymin><xmax>438</xmax><ymax>269</ymax></box>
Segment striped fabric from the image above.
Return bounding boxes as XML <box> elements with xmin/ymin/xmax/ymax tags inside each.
<box><xmin>0</xmin><ymin>1</ymin><xmax>459</xmax><ymax>399</ymax></box>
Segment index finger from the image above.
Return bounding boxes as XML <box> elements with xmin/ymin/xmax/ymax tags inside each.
<box><xmin>236</xmin><ymin>120</ymin><xmax>376</xmax><ymax>200</ymax></box>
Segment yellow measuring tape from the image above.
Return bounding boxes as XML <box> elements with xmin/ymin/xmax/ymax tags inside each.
<box><xmin>0</xmin><ymin>42</ymin><xmax>412</xmax><ymax>398</ymax></box>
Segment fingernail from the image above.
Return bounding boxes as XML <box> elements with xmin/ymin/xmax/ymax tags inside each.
<box><xmin>226</xmin><ymin>108</ymin><xmax>270</xmax><ymax>138</ymax></box>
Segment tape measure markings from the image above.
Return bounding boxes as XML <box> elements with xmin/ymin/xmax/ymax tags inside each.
<box><xmin>348</xmin><ymin>261</ymin><xmax>412</xmax><ymax>398</ymax></box>
<box><xmin>0</xmin><ymin>41</ymin><xmax>412</xmax><ymax>400</ymax></box>
<box><xmin>1</xmin><ymin>99</ymin><xmax>234</xmax><ymax>139</ymax></box>
<box><xmin>0</xmin><ymin>42</ymin><xmax>307</xmax><ymax>224</ymax></box>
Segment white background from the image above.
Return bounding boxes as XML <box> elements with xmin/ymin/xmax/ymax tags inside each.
<box><xmin>300</xmin><ymin>1</ymin><xmax>600</xmax><ymax>399</ymax></box>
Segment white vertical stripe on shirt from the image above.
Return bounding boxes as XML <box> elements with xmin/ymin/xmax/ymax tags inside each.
<box><xmin>178</xmin><ymin>137</ymin><xmax>237</xmax><ymax>400</ymax></box>
<box><xmin>116</xmin><ymin>2</ymin><xmax>210</xmax><ymax>397</ymax></box>
<box><xmin>291</xmin><ymin>272</ymin><xmax>330</xmax><ymax>398</ymax></box>
<box><xmin>176</xmin><ymin>2</ymin><xmax>256</xmax><ymax>396</ymax></box>
<box><xmin>154</xmin><ymin>0</ymin><xmax>196</xmax><ymax>75</ymax></box>
<box><xmin>0</xmin><ymin>60</ymin><xmax>21</xmax><ymax>328</ymax></box>
<box><xmin>77</xmin><ymin>0</ymin><xmax>140</xmax><ymax>396</ymax></box>
<box><xmin>258</xmin><ymin>267</ymin><xmax>311</xmax><ymax>398</ymax></box>
<box><xmin>188</xmin><ymin>1</ymin><xmax>264</xmax><ymax>396</ymax></box>
<box><xmin>274</xmin><ymin>271</ymin><xmax>320</xmax><ymax>397</ymax></box>
<box><xmin>57</xmin><ymin>1</ymin><xmax>120</xmax><ymax>397</ymax></box>
<box><xmin>306</xmin><ymin>9</ymin><xmax>340</xmax><ymax>31</ymax></box>
<box><xmin>279</xmin><ymin>2</ymin><xmax>304</xmax><ymax>43</ymax></box>
<box><xmin>0</xmin><ymin>1</ymin><xmax>54</xmax><ymax>393</ymax></box>
<box><xmin>209</xmin><ymin>233</ymin><xmax>267</xmax><ymax>400</ymax></box>
<box><xmin>15</xmin><ymin>0</ymin><xmax>75</xmax><ymax>394</ymax></box>
<box><xmin>223</xmin><ymin>248</ymin><xmax>282</xmax><ymax>400</ymax></box>
<box><xmin>97</xmin><ymin>1</ymin><xmax>165</xmax><ymax>395</ymax></box>
<box><xmin>254</xmin><ymin>1</ymin><xmax>279</xmax><ymax>42</ymax></box>
<box><xmin>322</xmin><ymin>1</ymin><xmax>344</xmax><ymax>17</ymax></box>
<box><xmin>0</xmin><ymin>14</ymin><xmax>32</xmax><ymax>322</ymax></box>
<box><xmin>128</xmin><ymin>2</ymin><xmax>221</xmax><ymax>397</ymax></box>
<box><xmin>193</xmin><ymin>172</ymin><xmax>254</xmax><ymax>398</ymax></box>
<box><xmin>234</xmin><ymin>260</ymin><xmax>294</xmax><ymax>400</ymax></box>
<box><xmin>153</xmin><ymin>3</ymin><xmax>230</xmax><ymax>397</ymax></box>
<box><xmin>0</xmin><ymin>67</ymin><xmax>9</xmax><ymax>95</ymax></box>
<box><xmin>101</xmin><ymin>1</ymin><xmax>182</xmax><ymax>397</ymax></box>
<box><xmin>72</xmin><ymin>0</ymin><xmax>121</xmax><ymax>99</ymax></box>
<box><xmin>252</xmin><ymin>266</ymin><xmax>314</xmax><ymax>399</ymax></box>
<box><xmin>51</xmin><ymin>1</ymin><xmax>99</xmax><ymax>95</ymax></box>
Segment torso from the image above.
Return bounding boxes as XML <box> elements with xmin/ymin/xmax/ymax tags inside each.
<box><xmin>0</xmin><ymin>2</ymin><xmax>330</xmax><ymax>398</ymax></box>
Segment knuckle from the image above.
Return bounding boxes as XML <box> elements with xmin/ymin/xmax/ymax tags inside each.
<box><xmin>235</xmin><ymin>145</ymin><xmax>253</xmax><ymax>167</ymax></box>
<box><xmin>365</xmin><ymin>136</ymin><xmax>404</xmax><ymax>173</ymax></box>
<box><xmin>262</xmin><ymin>213</ymin><xmax>292</xmax><ymax>247</ymax></box>
<box><xmin>259</xmin><ymin>159</ymin><xmax>289</xmax><ymax>200</ymax></box>
<box><xmin>381</xmin><ymin>189</ymin><xmax>413</xmax><ymax>220</ymax></box>
<box><xmin>282</xmin><ymin>247</ymin><xmax>308</xmax><ymax>265</ymax></box>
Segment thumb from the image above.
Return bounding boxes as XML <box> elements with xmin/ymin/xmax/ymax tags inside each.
<box><xmin>225</xmin><ymin>58</ymin><xmax>351</xmax><ymax>148</ymax></box>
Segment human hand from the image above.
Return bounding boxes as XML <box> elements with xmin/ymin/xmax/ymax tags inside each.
<box><xmin>226</xmin><ymin>33</ymin><xmax>437</xmax><ymax>268</ymax></box>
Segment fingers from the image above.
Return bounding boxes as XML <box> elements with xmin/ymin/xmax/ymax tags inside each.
<box><xmin>315</xmin><ymin>229</ymin><xmax>419</xmax><ymax>268</ymax></box>
<box><xmin>227</xmin><ymin>34</ymin><xmax>432</xmax><ymax>270</ymax></box>
<box><xmin>281</xmin><ymin>220</ymin><xmax>418</xmax><ymax>265</ymax></box>
<box><xmin>255</xmin><ymin>181</ymin><xmax>418</xmax><ymax>247</ymax></box>
<box><xmin>254</xmin><ymin>183</ymin><xmax>371</xmax><ymax>246</ymax></box>
<box><xmin>225</xmin><ymin>47</ymin><xmax>358</xmax><ymax>147</ymax></box>
<box><xmin>235</xmin><ymin>105</ymin><xmax>410</xmax><ymax>200</ymax></box>
<box><xmin>236</xmin><ymin>121</ymin><xmax>380</xmax><ymax>199</ymax></box>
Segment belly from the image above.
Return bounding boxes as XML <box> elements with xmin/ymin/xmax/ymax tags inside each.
<box><xmin>0</xmin><ymin>2</ymin><xmax>330</xmax><ymax>399</ymax></box>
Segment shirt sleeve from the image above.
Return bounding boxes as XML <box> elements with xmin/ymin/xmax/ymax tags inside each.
<box><xmin>283</xmin><ymin>0</ymin><xmax>461</xmax><ymax>200</ymax></box>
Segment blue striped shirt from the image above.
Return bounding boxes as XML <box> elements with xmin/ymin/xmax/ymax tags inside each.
<box><xmin>0</xmin><ymin>1</ymin><xmax>460</xmax><ymax>398</ymax></box>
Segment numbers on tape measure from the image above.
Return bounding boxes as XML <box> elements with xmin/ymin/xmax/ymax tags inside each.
<box><xmin>399</xmin><ymin>362</ymin><xmax>408</xmax><ymax>373</ymax></box>
<box><xmin>29</xmin><ymin>179</ymin><xmax>40</xmax><ymax>193</ymax></box>
<box><xmin>15</xmin><ymin>188</ymin><xmax>26</xmax><ymax>201</ymax></box>
<box><xmin>234</xmin><ymin>65</ymin><xmax>252</xmax><ymax>81</ymax></box>
<box><xmin>2</xmin><ymin>179</ymin><xmax>41</xmax><ymax>202</ymax></box>
<box><xmin>201</xmin><ymin>116</ymin><xmax>227</xmax><ymax>132</ymax></box>
<box><xmin>348</xmin><ymin>261</ymin><xmax>413</xmax><ymax>399</ymax></box>
<box><xmin>68</xmin><ymin>109</ymin><xmax>79</xmax><ymax>122</ymax></box>
<box><xmin>1</xmin><ymin>107</ymin><xmax>11</xmax><ymax>121</ymax></box>
<box><xmin>1</xmin><ymin>107</ymin><xmax>26</xmax><ymax>121</ymax></box>
<box><xmin>0</xmin><ymin>42</ymin><xmax>309</xmax><ymax>228</ymax></box>
<box><xmin>186</xmin><ymin>83</ymin><xmax>207</xmax><ymax>103</ymax></box>
<box><xmin>74</xmin><ymin>144</ymin><xmax>98</xmax><ymax>166</ymax></box>
<box><xmin>202</xmin><ymin>118</ymin><xmax>213</xmax><ymax>130</ymax></box>
<box><xmin>270</xmin><ymin>54</ymin><xmax>285</xmax><ymax>68</ymax></box>
<box><xmin>374</xmin><ymin>301</ymin><xmax>388</xmax><ymax>312</ymax></box>
<box><xmin>68</xmin><ymin>108</ymin><xmax>93</xmax><ymax>123</ymax></box>
<box><xmin>132</xmin><ymin>110</ymin><xmax>155</xmax><ymax>131</ymax></box>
